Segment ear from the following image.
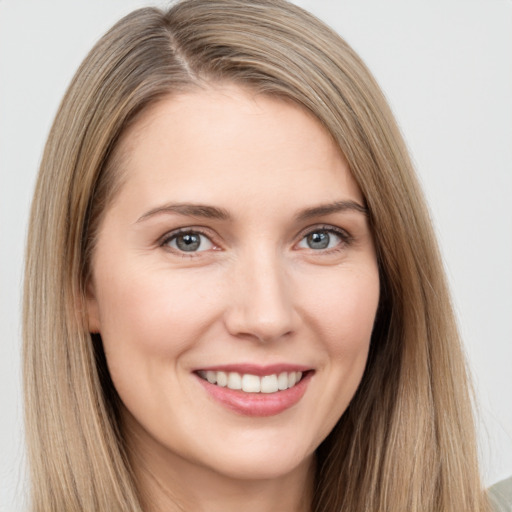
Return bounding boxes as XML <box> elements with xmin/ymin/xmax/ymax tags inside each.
<box><xmin>85</xmin><ymin>280</ymin><xmax>101</xmax><ymax>333</ymax></box>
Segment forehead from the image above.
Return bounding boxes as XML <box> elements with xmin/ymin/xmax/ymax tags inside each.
<box><xmin>108</xmin><ymin>85</ymin><xmax>363</xmax><ymax>217</ymax></box>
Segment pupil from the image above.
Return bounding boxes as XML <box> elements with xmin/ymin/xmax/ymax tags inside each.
<box><xmin>308</xmin><ymin>231</ymin><xmax>329</xmax><ymax>249</ymax></box>
<box><xmin>177</xmin><ymin>233</ymin><xmax>201</xmax><ymax>251</ymax></box>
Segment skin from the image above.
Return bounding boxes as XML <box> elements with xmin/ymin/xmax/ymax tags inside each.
<box><xmin>87</xmin><ymin>85</ymin><xmax>380</xmax><ymax>512</ymax></box>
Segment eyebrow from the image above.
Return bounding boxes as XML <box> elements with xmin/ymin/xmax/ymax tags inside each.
<box><xmin>136</xmin><ymin>200</ymin><xmax>368</xmax><ymax>224</ymax></box>
<box><xmin>136</xmin><ymin>203</ymin><xmax>231</xmax><ymax>223</ymax></box>
<box><xmin>296</xmin><ymin>200</ymin><xmax>368</xmax><ymax>221</ymax></box>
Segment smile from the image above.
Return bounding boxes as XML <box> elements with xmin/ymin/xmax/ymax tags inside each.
<box><xmin>197</xmin><ymin>370</ymin><xmax>303</xmax><ymax>394</ymax></box>
<box><xmin>194</xmin><ymin>365</ymin><xmax>313</xmax><ymax>417</ymax></box>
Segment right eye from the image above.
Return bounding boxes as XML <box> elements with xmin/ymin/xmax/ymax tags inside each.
<box><xmin>162</xmin><ymin>230</ymin><xmax>214</xmax><ymax>253</ymax></box>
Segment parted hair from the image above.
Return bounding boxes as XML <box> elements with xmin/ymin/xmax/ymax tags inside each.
<box><xmin>23</xmin><ymin>1</ymin><xmax>489</xmax><ymax>510</ymax></box>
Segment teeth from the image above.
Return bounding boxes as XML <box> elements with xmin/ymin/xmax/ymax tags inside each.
<box><xmin>199</xmin><ymin>370</ymin><xmax>303</xmax><ymax>393</ymax></box>
<box><xmin>242</xmin><ymin>374</ymin><xmax>260</xmax><ymax>393</ymax></box>
<box><xmin>216</xmin><ymin>371</ymin><xmax>228</xmax><ymax>387</ymax></box>
<box><xmin>277</xmin><ymin>372</ymin><xmax>288</xmax><ymax>390</ymax></box>
<box><xmin>261</xmin><ymin>374</ymin><xmax>278</xmax><ymax>393</ymax></box>
<box><xmin>227</xmin><ymin>372</ymin><xmax>242</xmax><ymax>390</ymax></box>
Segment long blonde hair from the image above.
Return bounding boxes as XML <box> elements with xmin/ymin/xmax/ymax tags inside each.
<box><xmin>23</xmin><ymin>1</ymin><xmax>489</xmax><ymax>510</ymax></box>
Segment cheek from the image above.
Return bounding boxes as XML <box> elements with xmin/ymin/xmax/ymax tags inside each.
<box><xmin>300</xmin><ymin>264</ymin><xmax>380</xmax><ymax>355</ymax></box>
<box><xmin>292</xmin><ymin>264</ymin><xmax>379</xmax><ymax>444</ymax></box>
<box><xmin>93</xmin><ymin>263</ymin><xmax>226</xmax><ymax>399</ymax></box>
<box><xmin>93</xmin><ymin>264</ymin><xmax>226</xmax><ymax>420</ymax></box>
<box><xmin>97</xmin><ymin>265</ymin><xmax>219</xmax><ymax>349</ymax></box>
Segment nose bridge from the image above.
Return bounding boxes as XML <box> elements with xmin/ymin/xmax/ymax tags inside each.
<box><xmin>225</xmin><ymin>243</ymin><xmax>295</xmax><ymax>342</ymax></box>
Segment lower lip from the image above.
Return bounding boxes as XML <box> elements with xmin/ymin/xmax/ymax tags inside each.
<box><xmin>195</xmin><ymin>372</ymin><xmax>312</xmax><ymax>417</ymax></box>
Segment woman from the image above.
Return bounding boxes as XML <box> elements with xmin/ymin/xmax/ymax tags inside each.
<box><xmin>23</xmin><ymin>0</ymin><xmax>493</xmax><ymax>510</ymax></box>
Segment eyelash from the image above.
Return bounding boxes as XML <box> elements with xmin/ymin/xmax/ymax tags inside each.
<box><xmin>159</xmin><ymin>227</ymin><xmax>217</xmax><ymax>257</ymax></box>
<box><xmin>159</xmin><ymin>225</ymin><xmax>352</xmax><ymax>257</ymax></box>
<box><xmin>297</xmin><ymin>225</ymin><xmax>352</xmax><ymax>253</ymax></box>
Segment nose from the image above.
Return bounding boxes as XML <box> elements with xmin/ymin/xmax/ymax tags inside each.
<box><xmin>223</xmin><ymin>249</ymin><xmax>297</xmax><ymax>343</ymax></box>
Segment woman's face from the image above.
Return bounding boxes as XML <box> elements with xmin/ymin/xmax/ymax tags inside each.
<box><xmin>87</xmin><ymin>86</ymin><xmax>379</xmax><ymax>484</ymax></box>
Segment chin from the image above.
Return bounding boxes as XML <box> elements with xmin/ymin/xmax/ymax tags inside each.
<box><xmin>201</xmin><ymin>441</ymin><xmax>315</xmax><ymax>482</ymax></box>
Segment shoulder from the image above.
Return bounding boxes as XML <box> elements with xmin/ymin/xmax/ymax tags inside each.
<box><xmin>489</xmin><ymin>476</ymin><xmax>512</xmax><ymax>512</ymax></box>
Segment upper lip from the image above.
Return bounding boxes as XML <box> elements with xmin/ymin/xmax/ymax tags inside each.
<box><xmin>193</xmin><ymin>363</ymin><xmax>312</xmax><ymax>376</ymax></box>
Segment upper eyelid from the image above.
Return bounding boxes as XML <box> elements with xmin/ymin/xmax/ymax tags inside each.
<box><xmin>159</xmin><ymin>226</ymin><xmax>216</xmax><ymax>244</ymax></box>
<box><xmin>296</xmin><ymin>224</ymin><xmax>352</xmax><ymax>242</ymax></box>
<box><xmin>158</xmin><ymin>223</ymin><xmax>352</xmax><ymax>249</ymax></box>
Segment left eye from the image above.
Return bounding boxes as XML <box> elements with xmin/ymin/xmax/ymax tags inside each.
<box><xmin>297</xmin><ymin>229</ymin><xmax>343</xmax><ymax>250</ymax></box>
<box><xmin>164</xmin><ymin>231</ymin><xmax>213</xmax><ymax>253</ymax></box>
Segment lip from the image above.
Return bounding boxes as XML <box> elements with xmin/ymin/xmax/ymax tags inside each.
<box><xmin>194</xmin><ymin>365</ymin><xmax>314</xmax><ymax>417</ymax></box>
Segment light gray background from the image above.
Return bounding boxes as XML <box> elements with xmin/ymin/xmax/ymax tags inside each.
<box><xmin>1</xmin><ymin>1</ymin><xmax>511</xmax><ymax>510</ymax></box>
